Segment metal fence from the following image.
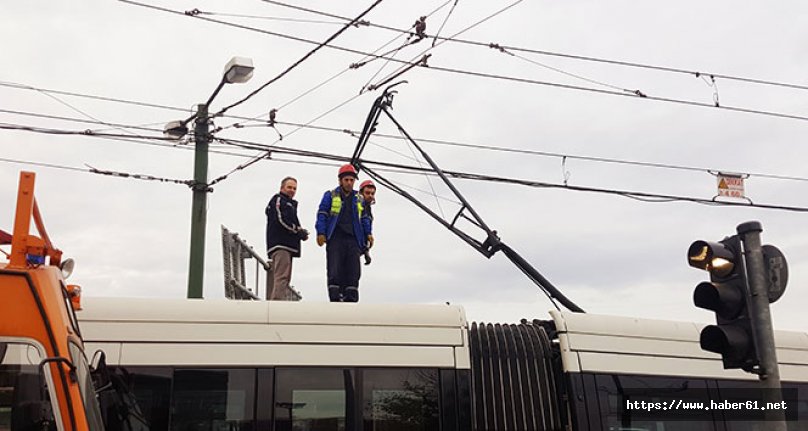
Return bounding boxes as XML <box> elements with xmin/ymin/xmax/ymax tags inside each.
<box><xmin>221</xmin><ymin>225</ymin><xmax>301</xmax><ymax>301</ymax></box>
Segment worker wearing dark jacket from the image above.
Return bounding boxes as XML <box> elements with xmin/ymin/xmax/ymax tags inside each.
<box><xmin>266</xmin><ymin>177</ymin><xmax>309</xmax><ymax>300</ymax></box>
<box><xmin>316</xmin><ymin>164</ymin><xmax>373</xmax><ymax>302</ymax></box>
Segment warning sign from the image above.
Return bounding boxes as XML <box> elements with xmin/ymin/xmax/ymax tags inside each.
<box><xmin>717</xmin><ymin>173</ymin><xmax>745</xmax><ymax>199</ymax></box>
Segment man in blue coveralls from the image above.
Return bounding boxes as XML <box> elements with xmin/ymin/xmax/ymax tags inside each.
<box><xmin>315</xmin><ymin>164</ymin><xmax>373</xmax><ymax>302</ymax></box>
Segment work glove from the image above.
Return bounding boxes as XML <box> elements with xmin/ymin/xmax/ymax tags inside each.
<box><xmin>367</xmin><ymin>235</ymin><xmax>374</xmax><ymax>249</ymax></box>
<box><xmin>297</xmin><ymin>228</ymin><xmax>310</xmax><ymax>241</ymax></box>
<box><xmin>317</xmin><ymin>235</ymin><xmax>326</xmax><ymax>247</ymax></box>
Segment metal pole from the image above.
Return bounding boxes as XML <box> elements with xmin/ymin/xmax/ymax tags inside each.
<box><xmin>736</xmin><ymin>221</ymin><xmax>786</xmax><ymax>428</ymax></box>
<box><xmin>187</xmin><ymin>104</ymin><xmax>209</xmax><ymax>299</ymax></box>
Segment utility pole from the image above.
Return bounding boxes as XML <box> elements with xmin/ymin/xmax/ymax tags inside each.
<box><xmin>737</xmin><ymin>221</ymin><xmax>786</xmax><ymax>428</ymax></box>
<box><xmin>166</xmin><ymin>57</ymin><xmax>254</xmax><ymax>299</ymax></box>
<box><xmin>187</xmin><ymin>104</ymin><xmax>209</xmax><ymax>299</ymax></box>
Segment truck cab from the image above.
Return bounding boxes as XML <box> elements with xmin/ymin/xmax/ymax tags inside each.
<box><xmin>0</xmin><ymin>171</ymin><xmax>104</xmax><ymax>431</ymax></box>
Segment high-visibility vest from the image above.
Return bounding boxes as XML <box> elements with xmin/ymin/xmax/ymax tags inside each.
<box><xmin>330</xmin><ymin>190</ymin><xmax>364</xmax><ymax>218</ymax></box>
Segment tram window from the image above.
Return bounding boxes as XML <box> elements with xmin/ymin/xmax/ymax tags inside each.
<box><xmin>716</xmin><ymin>379</ymin><xmax>807</xmax><ymax>431</ymax></box>
<box><xmin>274</xmin><ymin>368</ymin><xmax>355</xmax><ymax>431</ymax></box>
<box><xmin>593</xmin><ymin>374</ymin><xmax>716</xmax><ymax>431</ymax></box>
<box><xmin>171</xmin><ymin>369</ymin><xmax>255</xmax><ymax>431</ymax></box>
<box><xmin>361</xmin><ymin>368</ymin><xmax>439</xmax><ymax>431</ymax></box>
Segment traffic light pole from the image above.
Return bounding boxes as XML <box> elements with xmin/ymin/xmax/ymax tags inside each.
<box><xmin>187</xmin><ymin>104</ymin><xmax>209</xmax><ymax>299</ymax></box>
<box><xmin>737</xmin><ymin>221</ymin><xmax>786</xmax><ymax>428</ymax></box>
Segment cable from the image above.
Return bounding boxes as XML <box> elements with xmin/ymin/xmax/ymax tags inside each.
<box><xmin>240</xmin><ymin>120</ymin><xmax>808</xmax><ymax>183</ymax></box>
<box><xmin>0</xmin><ymin>80</ymin><xmax>188</xmax><ymax>114</ymax></box>
<box><xmin>258</xmin><ymin>1</ymin><xmax>808</xmax><ymax>93</ymax></box>
<box><xmin>215</xmin><ymin>137</ymin><xmax>808</xmax><ymax>213</ymax></box>
<box><xmin>0</xmin><ymin>156</ymin><xmax>193</xmax><ymax>186</ymax></box>
<box><xmin>9</xmin><ymin>102</ymin><xmax>805</xmax><ymax>187</ymax></box>
<box><xmin>6</xmin><ymin>120</ymin><xmax>808</xmax><ymax>212</ymax></box>
<box><xmin>0</xmin><ymin>108</ymin><xmax>164</xmax><ymax>133</ymax></box>
<box><xmin>121</xmin><ymin>1</ymin><xmax>808</xmax><ymax>124</ymax></box>
<box><xmin>212</xmin><ymin>0</ymin><xmax>383</xmax><ymax>118</ymax></box>
<box><xmin>208</xmin><ymin>89</ymin><xmax>366</xmax><ymax>186</ymax></box>
<box><xmin>188</xmin><ymin>9</ymin><xmax>349</xmax><ymax>25</ymax></box>
<box><xmin>0</xmin><ymin>122</ymin><xmax>177</xmax><ymax>141</ymax></box>
<box><xmin>223</xmin><ymin>0</ymin><xmax>454</xmax><ymax>131</ymax></box>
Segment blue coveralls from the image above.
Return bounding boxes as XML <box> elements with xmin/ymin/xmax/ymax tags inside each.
<box><xmin>315</xmin><ymin>188</ymin><xmax>372</xmax><ymax>302</ymax></box>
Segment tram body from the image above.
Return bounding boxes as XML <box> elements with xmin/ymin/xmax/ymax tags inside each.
<box><xmin>79</xmin><ymin>298</ymin><xmax>808</xmax><ymax>431</ymax></box>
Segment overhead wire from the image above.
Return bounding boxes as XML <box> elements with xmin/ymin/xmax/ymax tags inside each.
<box><xmin>210</xmin><ymin>0</ymin><xmax>383</xmax><ymax>119</ymax></box>
<box><xmin>4</xmin><ymin>120</ymin><xmax>807</xmax><ymax>212</ymax></box>
<box><xmin>221</xmin><ymin>0</ymin><xmax>456</xmax><ymax>131</ymax></box>
<box><xmin>207</xmin><ymin>0</ymin><xmax>524</xmax><ymax>187</ymax></box>
<box><xmin>215</xmin><ymin>136</ymin><xmax>808</xmax><ymax>213</ymax></box>
<box><xmin>5</xmin><ymin>100</ymin><xmax>807</xmax><ymax>186</ymax></box>
<box><xmin>186</xmin><ymin>9</ymin><xmax>349</xmax><ymax>25</ymax></box>
<box><xmin>258</xmin><ymin>0</ymin><xmax>808</xmax><ymax>93</ymax></box>
<box><xmin>0</xmin><ymin>156</ymin><xmax>193</xmax><ymax>186</ymax></box>
<box><xmin>119</xmin><ymin>1</ymin><xmax>808</xmax><ymax>124</ymax></box>
<box><xmin>238</xmin><ymin>120</ymin><xmax>808</xmax><ymax>183</ymax></box>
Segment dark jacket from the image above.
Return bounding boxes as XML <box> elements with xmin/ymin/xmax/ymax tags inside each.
<box><xmin>315</xmin><ymin>188</ymin><xmax>372</xmax><ymax>250</ymax></box>
<box><xmin>266</xmin><ymin>192</ymin><xmax>305</xmax><ymax>257</ymax></box>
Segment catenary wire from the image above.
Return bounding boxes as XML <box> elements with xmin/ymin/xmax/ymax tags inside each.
<box><xmin>238</xmin><ymin>120</ymin><xmax>808</xmax><ymax>183</ymax></box>
<box><xmin>119</xmin><ymin>1</ymin><xmax>808</xmax><ymax>124</ymax></box>
<box><xmin>219</xmin><ymin>0</ymin><xmax>466</xmax><ymax>130</ymax></box>
<box><xmin>215</xmin><ymin>137</ymin><xmax>808</xmax><ymax>212</ymax></box>
<box><xmin>211</xmin><ymin>0</ymin><xmax>383</xmax><ymax>118</ymax></box>
<box><xmin>259</xmin><ymin>0</ymin><xmax>808</xmax><ymax>93</ymax></box>
<box><xmin>4</xmin><ymin>121</ymin><xmax>807</xmax><ymax>212</ymax></box>
<box><xmin>6</xmin><ymin>101</ymin><xmax>807</xmax><ymax>185</ymax></box>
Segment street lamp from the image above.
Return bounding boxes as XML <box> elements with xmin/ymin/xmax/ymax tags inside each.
<box><xmin>165</xmin><ymin>56</ymin><xmax>254</xmax><ymax>299</ymax></box>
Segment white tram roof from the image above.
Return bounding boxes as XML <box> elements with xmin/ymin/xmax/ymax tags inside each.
<box><xmin>79</xmin><ymin>297</ymin><xmax>470</xmax><ymax>368</ymax></box>
<box><xmin>78</xmin><ymin>298</ymin><xmax>808</xmax><ymax>382</ymax></box>
<box><xmin>551</xmin><ymin>310</ymin><xmax>808</xmax><ymax>382</ymax></box>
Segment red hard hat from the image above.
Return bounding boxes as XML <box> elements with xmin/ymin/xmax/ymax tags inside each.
<box><xmin>359</xmin><ymin>180</ymin><xmax>375</xmax><ymax>191</ymax></box>
<box><xmin>338</xmin><ymin>163</ymin><xmax>358</xmax><ymax>178</ymax></box>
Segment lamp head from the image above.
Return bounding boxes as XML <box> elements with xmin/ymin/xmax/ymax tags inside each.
<box><xmin>223</xmin><ymin>56</ymin><xmax>254</xmax><ymax>84</ymax></box>
<box><xmin>163</xmin><ymin>120</ymin><xmax>189</xmax><ymax>139</ymax></box>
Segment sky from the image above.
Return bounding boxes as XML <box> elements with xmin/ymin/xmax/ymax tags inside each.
<box><xmin>2</xmin><ymin>1</ymin><xmax>807</xmax><ymax>330</ymax></box>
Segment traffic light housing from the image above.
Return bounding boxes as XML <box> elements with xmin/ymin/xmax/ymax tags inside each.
<box><xmin>688</xmin><ymin>236</ymin><xmax>759</xmax><ymax>371</ymax></box>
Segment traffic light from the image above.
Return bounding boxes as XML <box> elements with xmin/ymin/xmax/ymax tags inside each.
<box><xmin>688</xmin><ymin>235</ymin><xmax>759</xmax><ymax>371</ymax></box>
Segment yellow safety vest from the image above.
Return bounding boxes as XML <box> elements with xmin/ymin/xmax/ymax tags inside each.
<box><xmin>331</xmin><ymin>191</ymin><xmax>363</xmax><ymax>218</ymax></box>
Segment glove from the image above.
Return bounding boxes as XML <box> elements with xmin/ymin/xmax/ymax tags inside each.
<box><xmin>317</xmin><ymin>235</ymin><xmax>326</xmax><ymax>247</ymax></box>
<box><xmin>367</xmin><ymin>235</ymin><xmax>374</xmax><ymax>249</ymax></box>
<box><xmin>363</xmin><ymin>252</ymin><xmax>372</xmax><ymax>266</ymax></box>
<box><xmin>297</xmin><ymin>228</ymin><xmax>310</xmax><ymax>241</ymax></box>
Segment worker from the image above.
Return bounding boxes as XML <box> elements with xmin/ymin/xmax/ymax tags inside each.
<box><xmin>358</xmin><ymin>179</ymin><xmax>377</xmax><ymax>265</ymax></box>
<box><xmin>315</xmin><ymin>164</ymin><xmax>373</xmax><ymax>302</ymax></box>
<box><xmin>265</xmin><ymin>176</ymin><xmax>309</xmax><ymax>300</ymax></box>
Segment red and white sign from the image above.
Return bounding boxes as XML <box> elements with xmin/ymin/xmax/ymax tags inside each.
<box><xmin>717</xmin><ymin>174</ymin><xmax>745</xmax><ymax>199</ymax></box>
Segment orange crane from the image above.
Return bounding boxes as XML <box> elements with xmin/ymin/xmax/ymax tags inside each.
<box><xmin>0</xmin><ymin>171</ymin><xmax>104</xmax><ymax>431</ymax></box>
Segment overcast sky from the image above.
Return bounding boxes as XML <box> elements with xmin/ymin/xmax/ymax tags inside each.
<box><xmin>2</xmin><ymin>0</ymin><xmax>807</xmax><ymax>330</ymax></box>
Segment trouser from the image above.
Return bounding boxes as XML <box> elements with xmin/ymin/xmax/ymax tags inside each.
<box><xmin>269</xmin><ymin>249</ymin><xmax>293</xmax><ymax>300</ymax></box>
<box><xmin>326</xmin><ymin>231</ymin><xmax>361</xmax><ymax>302</ymax></box>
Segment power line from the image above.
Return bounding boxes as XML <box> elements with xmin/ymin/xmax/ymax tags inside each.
<box><xmin>260</xmin><ymin>0</ymin><xmax>808</xmax><ymax>93</ymax></box>
<box><xmin>187</xmin><ymin>9</ymin><xmax>350</xmax><ymax>25</ymax></box>
<box><xmin>0</xmin><ymin>156</ymin><xmax>193</xmax><ymax>186</ymax></box>
<box><xmin>238</xmin><ymin>120</ymin><xmax>808</xmax><ymax>184</ymax></box>
<box><xmin>222</xmin><ymin>0</ymin><xmax>457</xmax><ymax>131</ymax></box>
<box><xmin>6</xmin><ymin>102</ymin><xmax>808</xmax><ymax>185</ymax></box>
<box><xmin>5</xmin><ymin>120</ymin><xmax>807</xmax><ymax>212</ymax></box>
<box><xmin>211</xmin><ymin>0</ymin><xmax>383</xmax><ymax>118</ymax></box>
<box><xmin>121</xmin><ymin>1</ymin><xmax>808</xmax><ymax>124</ymax></box>
<box><xmin>216</xmin><ymin>137</ymin><xmax>808</xmax><ymax>213</ymax></box>
<box><xmin>0</xmin><ymin>80</ymin><xmax>188</xmax><ymax>114</ymax></box>
<box><xmin>0</xmin><ymin>108</ymin><xmax>163</xmax><ymax>133</ymax></box>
